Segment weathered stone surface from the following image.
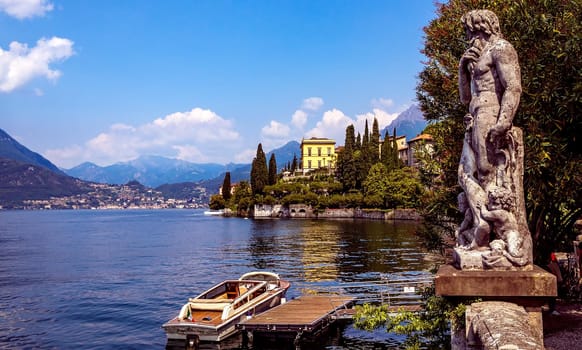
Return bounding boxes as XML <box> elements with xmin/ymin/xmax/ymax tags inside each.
<box><xmin>455</xmin><ymin>9</ymin><xmax>533</xmax><ymax>270</ymax></box>
<box><xmin>453</xmin><ymin>247</ymin><xmax>486</xmax><ymax>270</ymax></box>
<box><xmin>435</xmin><ymin>264</ymin><xmax>556</xmax><ymax>298</ymax></box>
<box><xmin>453</xmin><ymin>247</ymin><xmax>534</xmax><ymax>271</ymax></box>
<box><xmin>466</xmin><ymin>301</ymin><xmax>542</xmax><ymax>350</ymax></box>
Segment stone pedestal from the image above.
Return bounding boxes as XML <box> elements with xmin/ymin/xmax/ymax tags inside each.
<box><xmin>436</xmin><ymin>264</ymin><xmax>557</xmax><ymax>350</ymax></box>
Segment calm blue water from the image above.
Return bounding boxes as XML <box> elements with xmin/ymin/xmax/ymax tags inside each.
<box><xmin>0</xmin><ymin>209</ymin><xmax>435</xmax><ymax>349</ymax></box>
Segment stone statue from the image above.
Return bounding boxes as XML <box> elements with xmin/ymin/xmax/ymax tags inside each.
<box><xmin>455</xmin><ymin>9</ymin><xmax>533</xmax><ymax>269</ymax></box>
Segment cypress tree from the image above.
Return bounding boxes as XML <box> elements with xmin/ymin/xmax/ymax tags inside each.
<box><xmin>391</xmin><ymin>128</ymin><xmax>400</xmax><ymax>169</ymax></box>
<box><xmin>268</xmin><ymin>153</ymin><xmax>277</xmax><ymax>185</ymax></box>
<box><xmin>370</xmin><ymin>118</ymin><xmax>380</xmax><ymax>163</ymax></box>
<box><xmin>338</xmin><ymin>124</ymin><xmax>357</xmax><ymax>191</ymax></box>
<box><xmin>221</xmin><ymin>172</ymin><xmax>232</xmax><ymax>201</ymax></box>
<box><xmin>291</xmin><ymin>154</ymin><xmax>298</xmax><ymax>173</ymax></box>
<box><xmin>359</xmin><ymin>119</ymin><xmax>372</xmax><ymax>187</ymax></box>
<box><xmin>250</xmin><ymin>143</ymin><xmax>268</xmax><ymax>195</ymax></box>
<box><xmin>362</xmin><ymin>120</ymin><xmax>369</xmax><ymax>152</ymax></box>
<box><xmin>381</xmin><ymin>130</ymin><xmax>392</xmax><ymax>169</ymax></box>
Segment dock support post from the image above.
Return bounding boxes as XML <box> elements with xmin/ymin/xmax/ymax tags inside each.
<box><xmin>294</xmin><ymin>331</ymin><xmax>303</xmax><ymax>350</ymax></box>
<box><xmin>241</xmin><ymin>330</ymin><xmax>250</xmax><ymax>349</ymax></box>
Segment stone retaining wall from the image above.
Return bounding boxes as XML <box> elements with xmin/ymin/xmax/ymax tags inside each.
<box><xmin>252</xmin><ymin>204</ymin><xmax>420</xmax><ymax>220</ymax></box>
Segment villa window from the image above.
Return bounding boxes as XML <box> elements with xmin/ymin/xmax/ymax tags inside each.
<box><xmin>327</xmin><ymin>147</ymin><xmax>331</xmax><ymax>156</ymax></box>
<box><xmin>308</xmin><ymin>160</ymin><xmax>312</xmax><ymax>169</ymax></box>
<box><xmin>318</xmin><ymin>147</ymin><xmax>321</xmax><ymax>156</ymax></box>
<box><xmin>318</xmin><ymin>160</ymin><xmax>321</xmax><ymax>168</ymax></box>
<box><xmin>308</xmin><ymin>147</ymin><xmax>311</xmax><ymax>156</ymax></box>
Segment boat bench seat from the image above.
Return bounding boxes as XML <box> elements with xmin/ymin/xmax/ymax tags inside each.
<box><xmin>187</xmin><ymin>299</ymin><xmax>233</xmax><ymax>311</ymax></box>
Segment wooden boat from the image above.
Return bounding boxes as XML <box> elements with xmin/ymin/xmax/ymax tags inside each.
<box><xmin>162</xmin><ymin>272</ymin><xmax>290</xmax><ymax>345</ymax></box>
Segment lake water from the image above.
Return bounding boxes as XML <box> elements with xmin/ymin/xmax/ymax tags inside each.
<box><xmin>0</xmin><ymin>209</ymin><xmax>436</xmax><ymax>349</ymax></box>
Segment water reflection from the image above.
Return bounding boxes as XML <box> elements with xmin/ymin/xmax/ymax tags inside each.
<box><xmin>299</xmin><ymin>221</ymin><xmax>341</xmax><ymax>282</ymax></box>
<box><xmin>246</xmin><ymin>218</ymin><xmax>433</xmax><ymax>296</ymax></box>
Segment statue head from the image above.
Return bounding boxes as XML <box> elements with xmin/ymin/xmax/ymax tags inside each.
<box><xmin>461</xmin><ymin>10</ymin><xmax>501</xmax><ymax>39</ymax></box>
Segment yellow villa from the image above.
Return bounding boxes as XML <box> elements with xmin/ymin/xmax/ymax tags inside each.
<box><xmin>300</xmin><ymin>137</ymin><xmax>336</xmax><ymax>174</ymax></box>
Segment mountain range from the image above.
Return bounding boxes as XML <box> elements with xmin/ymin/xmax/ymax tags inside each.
<box><xmin>0</xmin><ymin>103</ymin><xmax>426</xmax><ymax>204</ymax></box>
<box><xmin>64</xmin><ymin>140</ymin><xmax>301</xmax><ymax>188</ymax></box>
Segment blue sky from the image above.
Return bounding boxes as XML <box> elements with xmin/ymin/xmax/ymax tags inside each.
<box><xmin>1</xmin><ymin>0</ymin><xmax>437</xmax><ymax>168</ymax></box>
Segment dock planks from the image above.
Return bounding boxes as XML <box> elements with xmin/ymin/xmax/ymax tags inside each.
<box><xmin>238</xmin><ymin>295</ymin><xmax>354</xmax><ymax>334</ymax></box>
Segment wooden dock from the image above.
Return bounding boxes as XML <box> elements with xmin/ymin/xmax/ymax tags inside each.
<box><xmin>237</xmin><ymin>295</ymin><xmax>354</xmax><ymax>337</ymax></box>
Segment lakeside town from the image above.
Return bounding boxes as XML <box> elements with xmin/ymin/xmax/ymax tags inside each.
<box><xmin>16</xmin><ymin>181</ymin><xmax>209</xmax><ymax>210</ymax></box>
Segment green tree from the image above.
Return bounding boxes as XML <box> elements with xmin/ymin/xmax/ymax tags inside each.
<box><xmin>363</xmin><ymin>163</ymin><xmax>389</xmax><ymax>204</ymax></box>
<box><xmin>209</xmin><ymin>194</ymin><xmax>225</xmax><ymax>210</ymax></box>
<box><xmin>250</xmin><ymin>143</ymin><xmax>268</xmax><ymax>195</ymax></box>
<box><xmin>268</xmin><ymin>153</ymin><xmax>277</xmax><ymax>185</ymax></box>
<box><xmin>379</xmin><ymin>167</ymin><xmax>424</xmax><ymax>209</ymax></box>
<box><xmin>233</xmin><ymin>181</ymin><xmax>251</xmax><ymax>204</ymax></box>
<box><xmin>221</xmin><ymin>172</ymin><xmax>231</xmax><ymax>202</ymax></box>
<box><xmin>359</xmin><ymin>120</ymin><xmax>372</xmax><ymax>187</ymax></box>
<box><xmin>391</xmin><ymin>128</ymin><xmax>400</xmax><ymax>169</ymax></box>
<box><xmin>381</xmin><ymin>128</ymin><xmax>401</xmax><ymax>171</ymax></box>
<box><xmin>417</xmin><ymin>0</ymin><xmax>582</xmax><ymax>261</ymax></box>
<box><xmin>370</xmin><ymin>118</ymin><xmax>380</xmax><ymax>163</ymax></box>
<box><xmin>337</xmin><ymin>125</ymin><xmax>357</xmax><ymax>191</ymax></box>
<box><xmin>291</xmin><ymin>154</ymin><xmax>298</xmax><ymax>173</ymax></box>
<box><xmin>380</xmin><ymin>130</ymin><xmax>393</xmax><ymax>169</ymax></box>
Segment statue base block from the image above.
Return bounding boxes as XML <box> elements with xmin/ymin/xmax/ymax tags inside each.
<box><xmin>435</xmin><ymin>264</ymin><xmax>556</xmax><ymax>298</ymax></box>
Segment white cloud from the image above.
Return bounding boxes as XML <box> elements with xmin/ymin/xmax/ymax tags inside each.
<box><xmin>147</xmin><ymin>108</ymin><xmax>239</xmax><ymax>142</ymax></box>
<box><xmin>45</xmin><ymin>108</ymin><xmax>241</xmax><ymax>168</ymax></box>
<box><xmin>355</xmin><ymin>108</ymin><xmax>399</xmax><ymax>135</ymax></box>
<box><xmin>301</xmin><ymin>97</ymin><xmax>324</xmax><ymax>111</ymax></box>
<box><xmin>371</xmin><ymin>97</ymin><xmax>394</xmax><ymax>109</ymax></box>
<box><xmin>291</xmin><ymin>110</ymin><xmax>308</xmax><ymax>129</ymax></box>
<box><xmin>0</xmin><ymin>0</ymin><xmax>53</xmax><ymax>19</ymax></box>
<box><xmin>261</xmin><ymin>120</ymin><xmax>290</xmax><ymax>138</ymax></box>
<box><xmin>172</xmin><ymin>145</ymin><xmax>207</xmax><ymax>163</ymax></box>
<box><xmin>234</xmin><ymin>148</ymin><xmax>256</xmax><ymax>163</ymax></box>
<box><xmin>305</xmin><ymin>109</ymin><xmax>354</xmax><ymax>143</ymax></box>
<box><xmin>0</xmin><ymin>36</ymin><xmax>74</xmax><ymax>93</ymax></box>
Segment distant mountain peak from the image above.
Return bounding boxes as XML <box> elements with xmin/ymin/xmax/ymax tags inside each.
<box><xmin>0</xmin><ymin>128</ymin><xmax>64</xmax><ymax>175</ymax></box>
<box><xmin>380</xmin><ymin>104</ymin><xmax>427</xmax><ymax>141</ymax></box>
<box><xmin>397</xmin><ymin>104</ymin><xmax>424</xmax><ymax>121</ymax></box>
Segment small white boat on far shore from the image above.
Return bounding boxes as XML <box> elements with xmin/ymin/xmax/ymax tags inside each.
<box><xmin>203</xmin><ymin>209</ymin><xmax>224</xmax><ymax>216</ymax></box>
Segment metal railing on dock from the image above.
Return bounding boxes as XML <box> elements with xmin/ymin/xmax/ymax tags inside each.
<box><xmin>296</xmin><ymin>274</ymin><xmax>434</xmax><ymax>308</ymax></box>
